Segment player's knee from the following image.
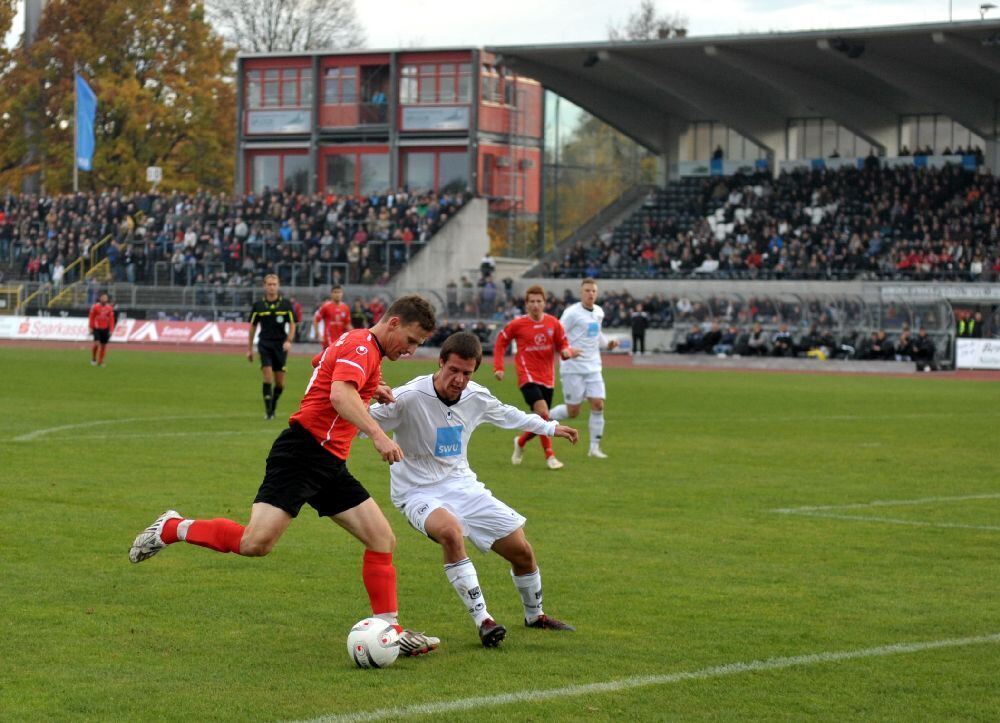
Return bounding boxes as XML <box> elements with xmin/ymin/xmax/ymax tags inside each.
<box><xmin>435</xmin><ymin>524</ymin><xmax>465</xmax><ymax>553</ymax></box>
<box><xmin>567</xmin><ymin>405</ymin><xmax>581</xmax><ymax>418</ymax></box>
<box><xmin>510</xmin><ymin>540</ymin><xmax>535</xmax><ymax>570</ymax></box>
<box><xmin>239</xmin><ymin>536</ymin><xmax>274</xmax><ymax>557</ymax></box>
<box><xmin>590</xmin><ymin>399</ymin><xmax>604</xmax><ymax>412</ymax></box>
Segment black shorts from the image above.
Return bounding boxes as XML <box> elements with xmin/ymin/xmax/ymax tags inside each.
<box><xmin>520</xmin><ymin>382</ymin><xmax>554</xmax><ymax>408</ymax></box>
<box><xmin>254</xmin><ymin>424</ymin><xmax>371</xmax><ymax>518</ymax></box>
<box><xmin>258</xmin><ymin>340</ymin><xmax>287</xmax><ymax>371</ymax></box>
<box><xmin>92</xmin><ymin>328</ymin><xmax>111</xmax><ymax>344</ymax></box>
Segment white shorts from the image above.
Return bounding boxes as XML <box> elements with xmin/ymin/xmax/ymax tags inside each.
<box><xmin>394</xmin><ymin>478</ymin><xmax>526</xmax><ymax>553</ymax></box>
<box><xmin>561</xmin><ymin>370</ymin><xmax>605</xmax><ymax>405</ymax></box>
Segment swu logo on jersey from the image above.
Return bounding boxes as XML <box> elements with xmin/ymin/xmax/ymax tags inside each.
<box><xmin>435</xmin><ymin>425</ymin><xmax>463</xmax><ymax>457</ymax></box>
<box><xmin>587</xmin><ymin>321</ymin><xmax>600</xmax><ymax>337</ymax></box>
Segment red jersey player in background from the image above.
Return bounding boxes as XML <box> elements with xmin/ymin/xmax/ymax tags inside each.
<box><xmin>313</xmin><ymin>284</ymin><xmax>352</xmax><ymax>348</ymax></box>
<box><xmin>88</xmin><ymin>291</ymin><xmax>116</xmax><ymax>366</ymax></box>
<box><xmin>129</xmin><ymin>295</ymin><xmax>442</xmax><ymax>657</ymax></box>
<box><xmin>493</xmin><ymin>285</ymin><xmax>578</xmax><ymax>470</ymax></box>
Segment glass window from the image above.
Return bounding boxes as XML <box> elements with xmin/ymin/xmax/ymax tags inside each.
<box><xmin>300</xmin><ymin>70</ymin><xmax>312</xmax><ymax>105</ymax></box>
<box><xmin>457</xmin><ymin>64</ymin><xmax>471</xmax><ymax>103</ymax></box>
<box><xmin>400</xmin><ymin>65</ymin><xmax>417</xmax><ymax>104</ymax></box>
<box><xmin>360</xmin><ymin>153</ymin><xmax>390</xmax><ymax>195</ymax></box>
<box><xmin>439</xmin><ymin>64</ymin><xmax>456</xmax><ymax>103</ymax></box>
<box><xmin>342</xmin><ymin>68</ymin><xmax>357</xmax><ymax>103</ymax></box>
<box><xmin>324</xmin><ymin>68</ymin><xmax>341</xmax><ymax>103</ymax></box>
<box><xmin>419</xmin><ymin>66</ymin><xmax>436</xmax><ymax>103</ymax></box>
<box><xmin>246</xmin><ymin>71</ymin><xmax>261</xmax><ymax>109</ymax></box>
<box><xmin>916</xmin><ymin>116</ymin><xmax>934</xmax><ymax>152</ymax></box>
<box><xmin>283</xmin><ymin>155</ymin><xmax>309</xmax><ymax>193</ymax></box>
<box><xmin>404</xmin><ymin>152</ymin><xmax>435</xmax><ymax>192</ymax></box>
<box><xmin>251</xmin><ymin>155</ymin><xmax>280</xmax><ymax>193</ymax></box>
<box><xmin>821</xmin><ymin>119</ymin><xmax>838</xmax><ymax>157</ymax></box>
<box><xmin>438</xmin><ymin>152</ymin><xmax>468</xmax><ymax>193</ymax></box>
<box><xmin>325</xmin><ymin>154</ymin><xmax>356</xmax><ymax>195</ymax></box>
<box><xmin>263</xmin><ymin>74</ymin><xmax>279</xmax><ymax>107</ymax></box>
<box><xmin>283</xmin><ymin>77</ymin><xmax>298</xmax><ymax>106</ymax></box>
<box><xmin>934</xmin><ymin>115</ymin><xmax>952</xmax><ymax>153</ymax></box>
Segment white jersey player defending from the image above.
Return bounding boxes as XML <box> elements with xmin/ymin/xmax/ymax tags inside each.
<box><xmin>368</xmin><ymin>331</ymin><xmax>579</xmax><ymax>648</ymax></box>
<box><xmin>549</xmin><ymin>278</ymin><xmax>619</xmax><ymax>458</ymax></box>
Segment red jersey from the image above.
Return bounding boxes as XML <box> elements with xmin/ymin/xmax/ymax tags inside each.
<box><xmin>289</xmin><ymin>328</ymin><xmax>383</xmax><ymax>460</ymax></box>
<box><xmin>492</xmin><ymin>313</ymin><xmax>569</xmax><ymax>388</ymax></box>
<box><xmin>314</xmin><ymin>301</ymin><xmax>352</xmax><ymax>347</ymax></box>
<box><xmin>88</xmin><ymin>303</ymin><xmax>116</xmax><ymax>331</ymax></box>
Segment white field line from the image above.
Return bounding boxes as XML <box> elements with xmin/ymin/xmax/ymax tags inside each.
<box><xmin>771</xmin><ymin>493</ymin><xmax>1000</xmax><ymax>514</ymax></box>
<box><xmin>63</xmin><ymin>429</ymin><xmax>276</xmax><ymax>441</ymax></box>
<box><xmin>11</xmin><ymin>414</ymin><xmax>256</xmax><ymax>442</ymax></box>
<box><xmin>296</xmin><ymin>633</ymin><xmax>1000</xmax><ymax>723</ymax></box>
<box><xmin>784</xmin><ymin>511</ymin><xmax>1000</xmax><ymax>532</ymax></box>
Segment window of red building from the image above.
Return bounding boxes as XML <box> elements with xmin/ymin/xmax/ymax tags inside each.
<box><xmin>402</xmin><ymin>149</ymin><xmax>468</xmax><ymax>193</ymax></box>
<box><xmin>246</xmin><ymin>67</ymin><xmax>312</xmax><ymax>109</ymax></box>
<box><xmin>247</xmin><ymin>151</ymin><xmax>309</xmax><ymax>193</ymax></box>
<box><xmin>323</xmin><ymin>67</ymin><xmax>357</xmax><ymax>104</ymax></box>
<box><xmin>323</xmin><ymin>148</ymin><xmax>390</xmax><ymax>196</ymax></box>
<box><xmin>400</xmin><ymin>63</ymin><xmax>472</xmax><ymax>104</ymax></box>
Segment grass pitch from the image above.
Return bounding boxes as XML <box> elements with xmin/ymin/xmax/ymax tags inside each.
<box><xmin>1</xmin><ymin>345</ymin><xmax>999</xmax><ymax>721</ymax></box>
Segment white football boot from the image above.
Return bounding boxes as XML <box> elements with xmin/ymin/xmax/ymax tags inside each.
<box><xmin>511</xmin><ymin>437</ymin><xmax>525</xmax><ymax>465</ymax></box>
<box><xmin>587</xmin><ymin>446</ymin><xmax>608</xmax><ymax>459</ymax></box>
<box><xmin>546</xmin><ymin>456</ymin><xmax>564</xmax><ymax>470</ymax></box>
<box><xmin>129</xmin><ymin>509</ymin><xmax>182</xmax><ymax>563</ymax></box>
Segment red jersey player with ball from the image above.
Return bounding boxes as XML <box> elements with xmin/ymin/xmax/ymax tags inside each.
<box><xmin>493</xmin><ymin>285</ymin><xmax>578</xmax><ymax>469</ymax></box>
<box><xmin>129</xmin><ymin>295</ymin><xmax>441</xmax><ymax>658</ymax></box>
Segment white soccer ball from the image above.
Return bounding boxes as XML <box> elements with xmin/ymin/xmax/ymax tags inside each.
<box><xmin>347</xmin><ymin>617</ymin><xmax>400</xmax><ymax>669</ymax></box>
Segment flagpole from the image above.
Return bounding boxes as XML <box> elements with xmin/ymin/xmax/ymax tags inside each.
<box><xmin>73</xmin><ymin>63</ymin><xmax>79</xmax><ymax>193</ymax></box>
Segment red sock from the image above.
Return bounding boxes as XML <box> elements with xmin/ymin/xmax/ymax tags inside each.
<box><xmin>98</xmin><ymin>346</ymin><xmax>107</xmax><ymax>364</ymax></box>
<box><xmin>541</xmin><ymin>435</ymin><xmax>554</xmax><ymax>458</ymax></box>
<box><xmin>91</xmin><ymin>344</ymin><xmax>98</xmax><ymax>361</ymax></box>
<box><xmin>362</xmin><ymin>550</ymin><xmax>398</xmax><ymax>617</ymax></box>
<box><xmin>161</xmin><ymin>518</ymin><xmax>181</xmax><ymax>544</ymax></box>
<box><xmin>518</xmin><ymin>431</ymin><xmax>535</xmax><ymax>447</ymax></box>
<box><xmin>184</xmin><ymin>518</ymin><xmax>245</xmax><ymax>554</ymax></box>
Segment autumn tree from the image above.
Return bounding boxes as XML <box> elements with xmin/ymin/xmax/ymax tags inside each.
<box><xmin>206</xmin><ymin>0</ymin><xmax>365</xmax><ymax>52</ymax></box>
<box><xmin>0</xmin><ymin>0</ymin><xmax>236</xmax><ymax>193</ymax></box>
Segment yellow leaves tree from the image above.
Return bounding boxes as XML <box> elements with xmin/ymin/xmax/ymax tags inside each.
<box><xmin>0</xmin><ymin>0</ymin><xmax>235</xmax><ymax>193</ymax></box>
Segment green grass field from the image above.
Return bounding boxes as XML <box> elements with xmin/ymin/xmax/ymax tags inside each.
<box><xmin>2</xmin><ymin>345</ymin><xmax>999</xmax><ymax>721</ymax></box>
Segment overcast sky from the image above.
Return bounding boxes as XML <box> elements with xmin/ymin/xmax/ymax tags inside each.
<box><xmin>355</xmin><ymin>0</ymin><xmax>985</xmax><ymax>48</ymax></box>
<box><xmin>5</xmin><ymin>1</ymin><xmax>993</xmax><ymax>50</ymax></box>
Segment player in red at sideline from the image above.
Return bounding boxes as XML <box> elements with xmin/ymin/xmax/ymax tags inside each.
<box><xmin>88</xmin><ymin>291</ymin><xmax>116</xmax><ymax>366</ymax></box>
<box><xmin>493</xmin><ymin>285</ymin><xmax>578</xmax><ymax>470</ymax></box>
<box><xmin>129</xmin><ymin>295</ymin><xmax>441</xmax><ymax>657</ymax></box>
<box><xmin>313</xmin><ymin>284</ymin><xmax>352</xmax><ymax>348</ymax></box>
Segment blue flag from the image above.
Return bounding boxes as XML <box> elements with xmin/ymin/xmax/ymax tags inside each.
<box><xmin>75</xmin><ymin>73</ymin><xmax>96</xmax><ymax>172</ymax></box>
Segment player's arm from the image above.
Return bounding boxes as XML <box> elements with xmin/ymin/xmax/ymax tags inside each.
<box><xmin>330</xmin><ymin>381</ymin><xmax>403</xmax><ymax>463</ymax></box>
<box><xmin>554</xmin><ymin>321</ymin><xmax>578</xmax><ymax>359</ymax></box>
<box><xmin>368</xmin><ymin>394</ymin><xmax>403</xmax><ymax>432</ymax></box>
<box><xmin>492</xmin><ymin>323</ymin><xmax>512</xmax><ymax>380</ymax></box>
<box><xmin>482</xmin><ymin>395</ymin><xmax>561</xmax><ymax>437</ymax></box>
<box><xmin>88</xmin><ymin>305</ymin><xmax>96</xmax><ymax>331</ymax></box>
<box><xmin>284</xmin><ymin>307</ymin><xmax>295</xmax><ymax>352</ymax></box>
<box><xmin>246</xmin><ymin>313</ymin><xmax>257</xmax><ymax>362</ymax></box>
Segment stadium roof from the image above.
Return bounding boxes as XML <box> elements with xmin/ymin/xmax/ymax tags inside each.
<box><xmin>490</xmin><ymin>20</ymin><xmax>1000</xmax><ymax>155</ymax></box>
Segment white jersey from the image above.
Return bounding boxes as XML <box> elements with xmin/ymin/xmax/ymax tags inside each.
<box><xmin>559</xmin><ymin>302</ymin><xmax>608</xmax><ymax>374</ymax></box>
<box><xmin>369</xmin><ymin>374</ymin><xmax>556</xmax><ymax>502</ymax></box>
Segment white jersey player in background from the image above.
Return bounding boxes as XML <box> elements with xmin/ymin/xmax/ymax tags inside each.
<box><xmin>549</xmin><ymin>277</ymin><xmax>619</xmax><ymax>458</ymax></box>
<box><xmin>368</xmin><ymin>332</ymin><xmax>579</xmax><ymax>648</ymax></box>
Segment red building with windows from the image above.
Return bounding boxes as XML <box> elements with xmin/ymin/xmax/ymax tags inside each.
<box><xmin>237</xmin><ymin>48</ymin><xmax>542</xmax><ymax>249</ymax></box>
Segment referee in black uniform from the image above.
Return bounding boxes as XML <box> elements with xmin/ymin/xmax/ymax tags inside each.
<box><xmin>247</xmin><ymin>274</ymin><xmax>296</xmax><ymax>419</ymax></box>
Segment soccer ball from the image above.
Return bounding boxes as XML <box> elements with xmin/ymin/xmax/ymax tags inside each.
<box><xmin>347</xmin><ymin>617</ymin><xmax>400</xmax><ymax>669</ymax></box>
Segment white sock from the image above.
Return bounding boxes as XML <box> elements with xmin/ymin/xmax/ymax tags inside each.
<box><xmin>445</xmin><ymin>558</ymin><xmax>491</xmax><ymax>626</ymax></box>
<box><xmin>589</xmin><ymin>410</ymin><xmax>604</xmax><ymax>449</ymax></box>
<box><xmin>511</xmin><ymin>568</ymin><xmax>544</xmax><ymax>623</ymax></box>
<box><xmin>549</xmin><ymin>404</ymin><xmax>568</xmax><ymax>421</ymax></box>
<box><xmin>176</xmin><ymin>519</ymin><xmax>194</xmax><ymax>541</ymax></box>
<box><xmin>374</xmin><ymin>612</ymin><xmax>399</xmax><ymax>626</ymax></box>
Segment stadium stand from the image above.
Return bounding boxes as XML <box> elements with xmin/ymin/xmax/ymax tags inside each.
<box><xmin>543</xmin><ymin>165</ymin><xmax>999</xmax><ymax>283</ymax></box>
<box><xmin>1</xmin><ymin>188</ymin><xmax>469</xmax><ymax>289</ymax></box>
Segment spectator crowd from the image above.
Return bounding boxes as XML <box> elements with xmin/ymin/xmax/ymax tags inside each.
<box><xmin>1</xmin><ymin>187</ymin><xmax>468</xmax><ymax>288</ymax></box>
<box><xmin>545</xmin><ymin>164</ymin><xmax>1000</xmax><ymax>282</ymax></box>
